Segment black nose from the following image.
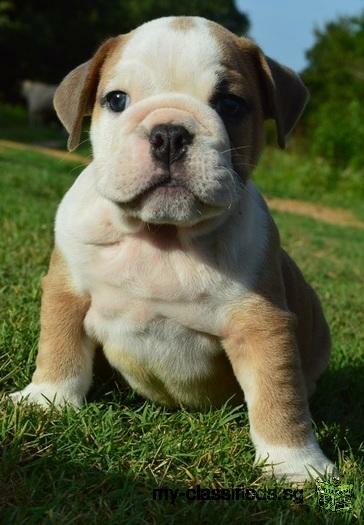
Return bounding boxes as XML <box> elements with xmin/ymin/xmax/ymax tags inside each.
<box><xmin>149</xmin><ymin>124</ymin><xmax>193</xmax><ymax>165</ymax></box>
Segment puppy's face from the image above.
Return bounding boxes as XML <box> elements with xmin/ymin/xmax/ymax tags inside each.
<box><xmin>55</xmin><ymin>17</ymin><xmax>308</xmax><ymax>227</ymax></box>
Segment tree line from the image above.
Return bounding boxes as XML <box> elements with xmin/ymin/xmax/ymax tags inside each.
<box><xmin>1</xmin><ymin>1</ymin><xmax>363</xmax><ymax>172</ymax></box>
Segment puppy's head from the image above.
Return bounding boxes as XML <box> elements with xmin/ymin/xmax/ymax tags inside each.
<box><xmin>55</xmin><ymin>17</ymin><xmax>308</xmax><ymax>227</ymax></box>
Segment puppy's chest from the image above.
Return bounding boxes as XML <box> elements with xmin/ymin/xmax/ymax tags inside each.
<box><xmin>81</xmin><ymin>234</ymin><xmax>237</xmax><ymax>343</ymax></box>
<box><xmin>81</xmin><ymin>236</ymin><xmax>237</xmax><ymax>401</ymax></box>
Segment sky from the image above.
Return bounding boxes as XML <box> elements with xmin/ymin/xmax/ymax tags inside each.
<box><xmin>237</xmin><ymin>0</ymin><xmax>364</xmax><ymax>72</ymax></box>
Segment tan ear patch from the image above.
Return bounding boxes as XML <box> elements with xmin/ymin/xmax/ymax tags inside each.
<box><xmin>54</xmin><ymin>37</ymin><xmax>121</xmax><ymax>151</ymax></box>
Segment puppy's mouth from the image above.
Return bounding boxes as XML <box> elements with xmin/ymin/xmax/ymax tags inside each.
<box><xmin>115</xmin><ymin>175</ymin><xmax>196</xmax><ymax>210</ymax></box>
<box><xmin>102</xmin><ymin>160</ymin><xmax>235</xmax><ymax>226</ymax></box>
<box><xmin>112</xmin><ymin>174</ymin><xmax>223</xmax><ymax>226</ymax></box>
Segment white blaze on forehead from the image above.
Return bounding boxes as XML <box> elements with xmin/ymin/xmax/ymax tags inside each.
<box><xmin>108</xmin><ymin>17</ymin><xmax>222</xmax><ymax>100</ymax></box>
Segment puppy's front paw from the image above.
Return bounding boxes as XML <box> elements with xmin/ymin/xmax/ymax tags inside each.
<box><xmin>9</xmin><ymin>380</ymin><xmax>85</xmax><ymax>409</ymax></box>
<box><xmin>255</xmin><ymin>436</ymin><xmax>336</xmax><ymax>483</ymax></box>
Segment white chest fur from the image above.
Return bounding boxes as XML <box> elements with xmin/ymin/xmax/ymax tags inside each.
<box><xmin>55</xmin><ymin>165</ymin><xmax>268</xmax><ymax>406</ymax></box>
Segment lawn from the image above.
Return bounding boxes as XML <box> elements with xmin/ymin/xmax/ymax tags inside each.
<box><xmin>0</xmin><ymin>133</ymin><xmax>363</xmax><ymax>523</ymax></box>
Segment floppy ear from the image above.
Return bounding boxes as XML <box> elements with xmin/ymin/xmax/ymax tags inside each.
<box><xmin>257</xmin><ymin>52</ymin><xmax>309</xmax><ymax>148</ymax></box>
<box><xmin>54</xmin><ymin>37</ymin><xmax>118</xmax><ymax>151</ymax></box>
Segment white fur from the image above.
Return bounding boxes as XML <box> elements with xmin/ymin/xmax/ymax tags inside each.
<box><xmin>55</xmin><ymin>165</ymin><xmax>268</xmax><ymax>405</ymax></box>
<box><xmin>107</xmin><ymin>17</ymin><xmax>222</xmax><ymax>101</ymax></box>
<box><xmin>9</xmin><ymin>378</ymin><xmax>87</xmax><ymax>408</ymax></box>
<box><xmin>252</xmin><ymin>430</ymin><xmax>336</xmax><ymax>482</ymax></box>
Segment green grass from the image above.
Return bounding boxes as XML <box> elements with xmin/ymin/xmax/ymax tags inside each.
<box><xmin>255</xmin><ymin>146</ymin><xmax>364</xmax><ymax>221</ymax></box>
<box><xmin>0</xmin><ymin>103</ymin><xmax>92</xmax><ymax>156</ymax></box>
<box><xmin>0</xmin><ymin>143</ymin><xmax>363</xmax><ymax>523</ymax></box>
<box><xmin>0</xmin><ymin>104</ymin><xmax>64</xmax><ymax>146</ymax></box>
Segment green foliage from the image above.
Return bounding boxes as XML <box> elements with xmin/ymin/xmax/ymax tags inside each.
<box><xmin>303</xmin><ymin>13</ymin><xmax>364</xmax><ymax>114</ymax></box>
<box><xmin>311</xmin><ymin>99</ymin><xmax>364</xmax><ymax>169</ymax></box>
<box><xmin>302</xmin><ymin>12</ymin><xmax>364</xmax><ymax>172</ymax></box>
<box><xmin>0</xmin><ymin>0</ymin><xmax>249</xmax><ymax>101</ymax></box>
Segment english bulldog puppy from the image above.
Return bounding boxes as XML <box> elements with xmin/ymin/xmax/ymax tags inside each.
<box><xmin>11</xmin><ymin>16</ymin><xmax>335</xmax><ymax>482</ymax></box>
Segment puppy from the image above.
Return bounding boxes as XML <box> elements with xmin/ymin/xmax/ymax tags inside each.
<box><xmin>11</xmin><ymin>16</ymin><xmax>335</xmax><ymax>482</ymax></box>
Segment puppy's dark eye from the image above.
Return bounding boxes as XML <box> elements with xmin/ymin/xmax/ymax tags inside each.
<box><xmin>213</xmin><ymin>94</ymin><xmax>250</xmax><ymax>121</ymax></box>
<box><xmin>104</xmin><ymin>91</ymin><xmax>129</xmax><ymax>112</ymax></box>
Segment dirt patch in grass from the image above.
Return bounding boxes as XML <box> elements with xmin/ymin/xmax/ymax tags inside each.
<box><xmin>0</xmin><ymin>139</ymin><xmax>88</xmax><ymax>165</ymax></box>
<box><xmin>267</xmin><ymin>197</ymin><xmax>364</xmax><ymax>230</ymax></box>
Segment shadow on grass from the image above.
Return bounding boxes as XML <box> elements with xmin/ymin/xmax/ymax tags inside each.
<box><xmin>1</xmin><ymin>448</ymin><xmax>335</xmax><ymax>525</ymax></box>
<box><xmin>311</xmin><ymin>364</ymin><xmax>364</xmax><ymax>455</ymax></box>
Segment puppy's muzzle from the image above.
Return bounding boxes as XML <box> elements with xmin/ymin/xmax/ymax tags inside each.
<box><xmin>149</xmin><ymin>124</ymin><xmax>194</xmax><ymax>165</ymax></box>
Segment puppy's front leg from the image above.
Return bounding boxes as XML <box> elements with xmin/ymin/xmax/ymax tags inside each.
<box><xmin>10</xmin><ymin>249</ymin><xmax>94</xmax><ymax>408</ymax></box>
<box><xmin>223</xmin><ymin>296</ymin><xmax>335</xmax><ymax>482</ymax></box>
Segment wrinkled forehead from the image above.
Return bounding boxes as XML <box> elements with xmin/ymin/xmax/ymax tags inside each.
<box><xmin>101</xmin><ymin>17</ymin><xmax>250</xmax><ymax>100</ymax></box>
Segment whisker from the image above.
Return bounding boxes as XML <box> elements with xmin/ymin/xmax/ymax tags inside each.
<box><xmin>220</xmin><ymin>145</ymin><xmax>253</xmax><ymax>155</ymax></box>
<box><xmin>69</xmin><ymin>163</ymin><xmax>89</xmax><ymax>174</ymax></box>
<box><xmin>218</xmin><ymin>164</ymin><xmax>266</xmax><ymax>212</ymax></box>
<box><xmin>77</xmin><ymin>137</ymin><xmax>92</xmax><ymax>148</ymax></box>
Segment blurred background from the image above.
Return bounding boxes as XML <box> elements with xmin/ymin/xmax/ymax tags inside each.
<box><xmin>0</xmin><ymin>0</ymin><xmax>363</xmax><ymax>216</ymax></box>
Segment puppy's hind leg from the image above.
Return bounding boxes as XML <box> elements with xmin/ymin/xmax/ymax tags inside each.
<box><xmin>280</xmin><ymin>250</ymin><xmax>331</xmax><ymax>398</ymax></box>
<box><xmin>10</xmin><ymin>249</ymin><xmax>94</xmax><ymax>408</ymax></box>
